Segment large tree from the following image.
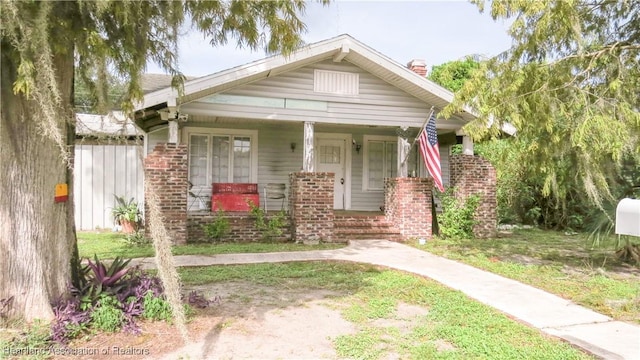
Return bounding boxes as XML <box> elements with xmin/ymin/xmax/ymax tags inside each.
<box><xmin>428</xmin><ymin>56</ymin><xmax>480</xmax><ymax>93</ymax></box>
<box><xmin>443</xmin><ymin>0</ymin><xmax>640</xmax><ymax>210</ymax></box>
<box><xmin>1</xmin><ymin>0</ymin><xmax>322</xmax><ymax>323</ymax></box>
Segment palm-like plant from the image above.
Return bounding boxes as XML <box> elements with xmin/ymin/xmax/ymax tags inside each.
<box><xmin>112</xmin><ymin>195</ymin><xmax>142</xmax><ymax>233</ymax></box>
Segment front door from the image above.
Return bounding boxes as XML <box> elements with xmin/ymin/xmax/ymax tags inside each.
<box><xmin>316</xmin><ymin>137</ymin><xmax>346</xmax><ymax>209</ymax></box>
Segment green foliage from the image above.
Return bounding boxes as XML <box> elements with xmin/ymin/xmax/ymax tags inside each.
<box><xmin>142</xmin><ymin>292</ymin><xmax>172</xmax><ymax>322</ymax></box>
<box><xmin>77</xmin><ymin>255</ymin><xmax>131</xmax><ymax>304</ymax></box>
<box><xmin>111</xmin><ymin>196</ymin><xmax>142</xmax><ymax>225</ymax></box>
<box><xmin>444</xmin><ymin>0</ymin><xmax>640</xmax><ymax>214</ymax></box>
<box><xmin>74</xmin><ymin>69</ymin><xmax>127</xmax><ymax>114</ymax></box>
<box><xmin>2</xmin><ymin>0</ymin><xmax>320</xmax><ymax>114</ymax></box>
<box><xmin>90</xmin><ymin>294</ymin><xmax>124</xmax><ymax>332</ymax></box>
<box><xmin>201</xmin><ymin>209</ymin><xmax>230</xmax><ymax>242</ymax></box>
<box><xmin>428</xmin><ymin>56</ymin><xmax>480</xmax><ymax>92</ymax></box>
<box><xmin>77</xmin><ymin>231</ymin><xmax>343</xmax><ymax>259</ymax></box>
<box><xmin>438</xmin><ymin>188</ymin><xmax>480</xmax><ymax>239</ymax></box>
<box><xmin>123</xmin><ymin>230</ymin><xmax>150</xmax><ymax>246</ymax></box>
<box><xmin>249</xmin><ymin>202</ymin><xmax>287</xmax><ymax>242</ymax></box>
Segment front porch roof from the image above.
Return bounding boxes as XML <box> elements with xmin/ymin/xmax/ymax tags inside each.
<box><xmin>135</xmin><ymin>34</ymin><xmax>477</xmax><ymax>132</ymax></box>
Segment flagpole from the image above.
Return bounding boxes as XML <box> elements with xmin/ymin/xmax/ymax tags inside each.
<box><xmin>400</xmin><ymin>106</ymin><xmax>435</xmax><ymax>166</ymax></box>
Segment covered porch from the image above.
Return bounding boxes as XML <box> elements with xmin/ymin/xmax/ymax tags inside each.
<box><xmin>137</xmin><ymin>35</ymin><xmax>497</xmax><ymax>244</ymax></box>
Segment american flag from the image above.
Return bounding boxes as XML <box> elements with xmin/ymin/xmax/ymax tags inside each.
<box><xmin>418</xmin><ymin>112</ymin><xmax>444</xmax><ymax>192</ymax></box>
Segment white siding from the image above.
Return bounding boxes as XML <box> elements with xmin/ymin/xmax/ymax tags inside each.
<box><xmin>181</xmin><ymin>121</ymin><xmax>455</xmax><ymax>211</ymax></box>
<box><xmin>74</xmin><ymin>144</ymin><xmax>144</xmax><ymax>230</ymax></box>
<box><xmin>178</xmin><ymin>58</ymin><xmax>460</xmax><ymax>209</ymax></box>
<box><xmin>183</xmin><ymin>59</ymin><xmax>447</xmax><ymax>129</ymax></box>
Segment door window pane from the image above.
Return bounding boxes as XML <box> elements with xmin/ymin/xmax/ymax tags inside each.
<box><xmin>319</xmin><ymin>145</ymin><xmax>341</xmax><ymax>164</ymax></box>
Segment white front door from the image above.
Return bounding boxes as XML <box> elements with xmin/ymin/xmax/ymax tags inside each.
<box><xmin>316</xmin><ymin>137</ymin><xmax>347</xmax><ymax>209</ymax></box>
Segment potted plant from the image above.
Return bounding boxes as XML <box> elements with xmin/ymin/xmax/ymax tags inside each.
<box><xmin>112</xmin><ymin>195</ymin><xmax>142</xmax><ymax>234</ymax></box>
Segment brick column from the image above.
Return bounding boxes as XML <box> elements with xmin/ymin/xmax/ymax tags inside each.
<box><xmin>384</xmin><ymin>178</ymin><xmax>433</xmax><ymax>240</ymax></box>
<box><xmin>450</xmin><ymin>154</ymin><xmax>497</xmax><ymax>238</ymax></box>
<box><xmin>289</xmin><ymin>172</ymin><xmax>334</xmax><ymax>244</ymax></box>
<box><xmin>144</xmin><ymin>143</ymin><xmax>188</xmax><ymax>244</ymax></box>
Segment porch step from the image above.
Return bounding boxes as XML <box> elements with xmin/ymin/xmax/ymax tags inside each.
<box><xmin>333</xmin><ymin>214</ymin><xmax>402</xmax><ymax>241</ymax></box>
<box><xmin>334</xmin><ymin>228</ymin><xmax>402</xmax><ymax>241</ymax></box>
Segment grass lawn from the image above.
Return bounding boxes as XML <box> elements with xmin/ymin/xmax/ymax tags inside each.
<box><xmin>77</xmin><ymin>231</ymin><xmax>344</xmax><ymax>259</ymax></box>
<box><xmin>78</xmin><ymin>228</ymin><xmax>640</xmax><ymax>325</ymax></box>
<box><xmin>419</xmin><ymin>228</ymin><xmax>640</xmax><ymax>323</ymax></box>
<box><xmin>179</xmin><ymin>262</ymin><xmax>592</xmax><ymax>359</ymax></box>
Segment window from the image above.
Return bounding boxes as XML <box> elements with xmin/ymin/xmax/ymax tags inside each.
<box><xmin>363</xmin><ymin>136</ymin><xmax>397</xmax><ymax>190</ymax></box>
<box><xmin>185</xmin><ymin>128</ymin><xmax>257</xmax><ymax>187</ymax></box>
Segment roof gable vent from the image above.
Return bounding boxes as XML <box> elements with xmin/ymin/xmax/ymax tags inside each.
<box><xmin>314</xmin><ymin>69</ymin><xmax>359</xmax><ymax>95</ymax></box>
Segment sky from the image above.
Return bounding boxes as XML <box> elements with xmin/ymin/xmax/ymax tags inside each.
<box><xmin>147</xmin><ymin>0</ymin><xmax>513</xmax><ymax>77</ymax></box>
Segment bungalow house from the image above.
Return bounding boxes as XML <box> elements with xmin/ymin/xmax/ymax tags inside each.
<box><xmin>133</xmin><ymin>34</ymin><xmax>497</xmax><ymax>244</ymax></box>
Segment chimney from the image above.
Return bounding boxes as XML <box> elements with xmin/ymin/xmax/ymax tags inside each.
<box><xmin>407</xmin><ymin>59</ymin><xmax>427</xmax><ymax>77</ymax></box>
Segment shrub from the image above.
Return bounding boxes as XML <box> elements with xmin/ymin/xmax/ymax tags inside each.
<box><xmin>142</xmin><ymin>292</ymin><xmax>172</xmax><ymax>321</ymax></box>
<box><xmin>52</xmin><ymin>257</ymin><xmax>170</xmax><ymax>342</ymax></box>
<box><xmin>90</xmin><ymin>294</ymin><xmax>124</xmax><ymax>332</ymax></box>
<box><xmin>202</xmin><ymin>209</ymin><xmax>230</xmax><ymax>242</ymax></box>
<box><xmin>77</xmin><ymin>256</ymin><xmax>131</xmax><ymax>304</ymax></box>
<box><xmin>51</xmin><ymin>296</ymin><xmax>90</xmax><ymax>343</ymax></box>
<box><xmin>249</xmin><ymin>202</ymin><xmax>287</xmax><ymax>242</ymax></box>
<box><xmin>438</xmin><ymin>187</ymin><xmax>480</xmax><ymax>239</ymax></box>
<box><xmin>123</xmin><ymin>230</ymin><xmax>150</xmax><ymax>246</ymax></box>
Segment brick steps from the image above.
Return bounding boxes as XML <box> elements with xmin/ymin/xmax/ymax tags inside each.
<box><xmin>333</xmin><ymin>215</ymin><xmax>402</xmax><ymax>241</ymax></box>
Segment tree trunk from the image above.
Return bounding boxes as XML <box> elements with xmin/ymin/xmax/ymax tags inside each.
<box><xmin>0</xmin><ymin>8</ymin><xmax>77</xmax><ymax>321</ymax></box>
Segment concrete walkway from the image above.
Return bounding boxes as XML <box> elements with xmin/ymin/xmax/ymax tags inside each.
<box><xmin>132</xmin><ymin>240</ymin><xmax>640</xmax><ymax>360</ymax></box>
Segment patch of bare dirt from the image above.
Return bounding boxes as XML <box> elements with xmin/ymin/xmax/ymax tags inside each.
<box><xmin>47</xmin><ymin>281</ymin><xmax>441</xmax><ymax>360</ymax></box>
<box><xmin>53</xmin><ymin>282</ymin><xmax>357</xmax><ymax>360</ymax></box>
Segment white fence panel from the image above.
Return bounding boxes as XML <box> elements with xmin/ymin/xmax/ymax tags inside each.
<box><xmin>74</xmin><ymin>144</ymin><xmax>144</xmax><ymax>230</ymax></box>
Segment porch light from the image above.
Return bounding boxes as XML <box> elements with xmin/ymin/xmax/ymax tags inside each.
<box><xmin>352</xmin><ymin>140</ymin><xmax>362</xmax><ymax>154</ymax></box>
<box><xmin>290</xmin><ymin>142</ymin><xmax>296</xmax><ymax>152</ymax></box>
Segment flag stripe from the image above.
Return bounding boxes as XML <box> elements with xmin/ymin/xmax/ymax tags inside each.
<box><xmin>418</xmin><ymin>112</ymin><xmax>444</xmax><ymax>192</ymax></box>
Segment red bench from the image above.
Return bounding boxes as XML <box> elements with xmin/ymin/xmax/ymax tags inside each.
<box><xmin>211</xmin><ymin>183</ymin><xmax>259</xmax><ymax>212</ymax></box>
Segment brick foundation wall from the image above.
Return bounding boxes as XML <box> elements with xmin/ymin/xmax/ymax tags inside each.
<box><xmin>144</xmin><ymin>143</ymin><xmax>188</xmax><ymax>244</ymax></box>
<box><xmin>289</xmin><ymin>172</ymin><xmax>335</xmax><ymax>244</ymax></box>
<box><xmin>187</xmin><ymin>212</ymin><xmax>291</xmax><ymax>243</ymax></box>
<box><xmin>450</xmin><ymin>154</ymin><xmax>497</xmax><ymax>238</ymax></box>
<box><xmin>384</xmin><ymin>178</ymin><xmax>433</xmax><ymax>240</ymax></box>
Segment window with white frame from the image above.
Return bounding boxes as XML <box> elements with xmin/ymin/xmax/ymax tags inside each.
<box><xmin>186</xmin><ymin>128</ymin><xmax>257</xmax><ymax>186</ymax></box>
<box><xmin>363</xmin><ymin>135</ymin><xmax>397</xmax><ymax>191</ymax></box>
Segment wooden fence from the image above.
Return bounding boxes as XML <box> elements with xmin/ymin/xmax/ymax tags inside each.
<box><xmin>74</xmin><ymin>144</ymin><xmax>144</xmax><ymax>230</ymax></box>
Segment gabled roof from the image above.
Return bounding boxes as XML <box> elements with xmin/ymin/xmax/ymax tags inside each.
<box><xmin>136</xmin><ymin>34</ymin><xmax>475</xmax><ymax>125</ymax></box>
<box><xmin>141</xmin><ymin>73</ymin><xmax>199</xmax><ymax>94</ymax></box>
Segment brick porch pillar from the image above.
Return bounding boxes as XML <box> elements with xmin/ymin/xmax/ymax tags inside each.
<box><xmin>289</xmin><ymin>172</ymin><xmax>335</xmax><ymax>244</ymax></box>
<box><xmin>384</xmin><ymin>178</ymin><xmax>433</xmax><ymax>240</ymax></box>
<box><xmin>450</xmin><ymin>154</ymin><xmax>497</xmax><ymax>238</ymax></box>
<box><xmin>144</xmin><ymin>143</ymin><xmax>188</xmax><ymax>244</ymax></box>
